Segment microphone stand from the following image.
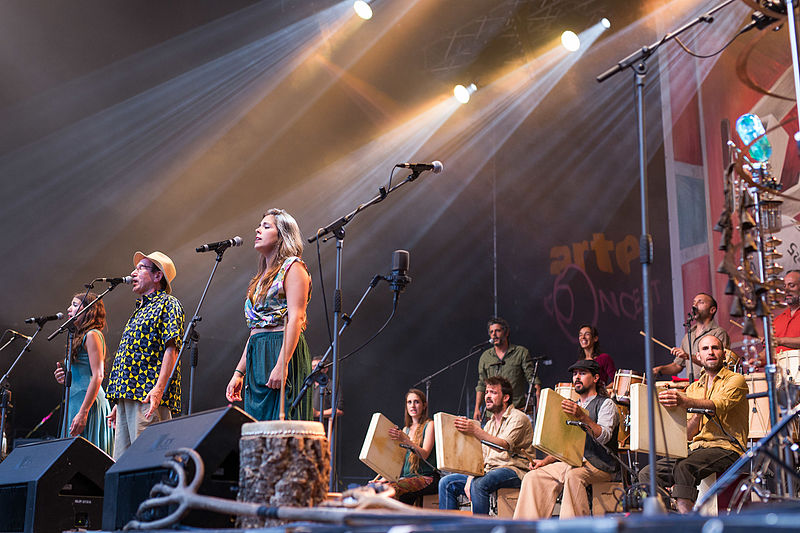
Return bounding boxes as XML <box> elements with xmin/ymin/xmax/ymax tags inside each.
<box><xmin>413</xmin><ymin>342</ymin><xmax>490</xmax><ymax>408</ymax></box>
<box><xmin>48</xmin><ymin>280</ymin><xmax>121</xmax><ymax>437</ymax></box>
<box><xmin>567</xmin><ymin>421</ymin><xmax>638</xmax><ymax>483</ymax></box>
<box><xmin>308</xmin><ymin>167</ymin><xmax>429</xmax><ymax>491</ymax></box>
<box><xmin>0</xmin><ymin>329</ymin><xmax>44</xmax><ymax>453</ymax></box>
<box><xmin>288</xmin><ymin>275</ymin><xmax>382</xmax><ymax>417</ymax></box>
<box><xmin>596</xmin><ymin>0</ymin><xmax>735</xmax><ymax>515</ymax></box>
<box><xmin>684</xmin><ymin>311</ymin><xmax>696</xmax><ymax>382</ymax></box>
<box><xmin>524</xmin><ymin>358</ymin><xmax>548</xmax><ymax>418</ymax></box>
<box><xmin>165</xmin><ymin>246</ymin><xmax>233</xmax><ymax>415</ymax></box>
<box><xmin>399</xmin><ymin>443</ymin><xmax>441</xmax><ymax>477</ymax></box>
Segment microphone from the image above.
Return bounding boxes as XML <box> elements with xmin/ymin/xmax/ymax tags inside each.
<box><xmin>196</xmin><ymin>236</ymin><xmax>243</xmax><ymax>253</ymax></box>
<box><xmin>691</xmin><ymin>306</ymin><xmax>698</xmax><ymax>316</ymax></box>
<box><xmin>97</xmin><ymin>276</ymin><xmax>133</xmax><ymax>285</ymax></box>
<box><xmin>479</xmin><ymin>439</ymin><xmax>507</xmax><ymax>452</ymax></box>
<box><xmin>566</xmin><ymin>420</ymin><xmax>588</xmax><ymax>428</ymax></box>
<box><xmin>7</xmin><ymin>329</ymin><xmax>32</xmax><ymax>341</ymax></box>
<box><xmin>24</xmin><ymin>312</ymin><xmax>64</xmax><ymax>325</ymax></box>
<box><xmin>396</xmin><ymin>161</ymin><xmax>444</xmax><ymax>174</ymax></box>
<box><xmin>386</xmin><ymin>250</ymin><xmax>412</xmax><ymax>294</ymax></box>
<box><xmin>687</xmin><ymin>408</ymin><xmax>714</xmax><ymax>416</ymax></box>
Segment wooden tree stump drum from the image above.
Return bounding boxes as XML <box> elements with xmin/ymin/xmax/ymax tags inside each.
<box><xmin>237</xmin><ymin>420</ymin><xmax>330</xmax><ymax>528</ymax></box>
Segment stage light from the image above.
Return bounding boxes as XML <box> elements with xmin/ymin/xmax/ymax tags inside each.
<box><xmin>601</xmin><ymin>18</ymin><xmax>611</xmax><ymax>29</ymax></box>
<box><xmin>454</xmin><ymin>83</ymin><xmax>477</xmax><ymax>104</ymax></box>
<box><xmin>353</xmin><ymin>0</ymin><xmax>373</xmax><ymax>20</ymax></box>
<box><xmin>561</xmin><ymin>31</ymin><xmax>580</xmax><ymax>52</ymax></box>
<box><xmin>453</xmin><ymin>83</ymin><xmax>477</xmax><ymax>104</ymax></box>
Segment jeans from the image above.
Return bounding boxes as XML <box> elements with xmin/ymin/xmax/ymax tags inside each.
<box><xmin>438</xmin><ymin>467</ymin><xmax>522</xmax><ymax>514</ymax></box>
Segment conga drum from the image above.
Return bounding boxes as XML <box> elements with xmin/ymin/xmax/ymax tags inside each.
<box><xmin>555</xmin><ymin>382</ymin><xmax>580</xmax><ymax>402</ymax></box>
<box><xmin>238</xmin><ymin>420</ymin><xmax>330</xmax><ymax>528</ymax></box>
<box><xmin>613</xmin><ymin>370</ymin><xmax>645</xmax><ymax>404</ymax></box>
<box><xmin>777</xmin><ymin>350</ymin><xmax>800</xmax><ymax>384</ymax></box>
<box><xmin>747</xmin><ymin>372</ymin><xmax>770</xmax><ymax>440</ymax></box>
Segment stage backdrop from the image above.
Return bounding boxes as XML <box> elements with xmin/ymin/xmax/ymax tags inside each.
<box><xmin>0</xmin><ymin>0</ymin><xmax>779</xmax><ymax>485</ymax></box>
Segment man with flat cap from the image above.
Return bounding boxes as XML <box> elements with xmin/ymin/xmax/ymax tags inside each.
<box><xmin>513</xmin><ymin>359</ymin><xmax>619</xmax><ymax>520</ymax></box>
<box><xmin>107</xmin><ymin>251</ymin><xmax>185</xmax><ymax>459</ymax></box>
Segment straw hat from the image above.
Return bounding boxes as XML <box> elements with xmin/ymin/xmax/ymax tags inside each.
<box><xmin>133</xmin><ymin>251</ymin><xmax>176</xmax><ymax>294</ymax></box>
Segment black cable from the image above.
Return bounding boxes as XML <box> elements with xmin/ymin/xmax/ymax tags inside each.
<box><xmin>337</xmin><ymin>298</ymin><xmax>398</xmax><ymax>363</ymax></box>
<box><xmin>315</xmin><ymin>237</ymin><xmax>333</xmax><ymax>346</ymax></box>
<box><xmin>705</xmin><ymin>412</ymin><xmax>748</xmax><ymax>455</ymax></box>
<box><xmin>674</xmin><ymin>16</ymin><xmax>771</xmax><ymax>60</ymax></box>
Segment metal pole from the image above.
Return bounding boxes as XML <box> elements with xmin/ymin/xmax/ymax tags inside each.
<box><xmin>635</xmin><ymin>63</ymin><xmax>661</xmax><ymax>515</ymax></box>
<box><xmin>328</xmin><ymin>235</ymin><xmax>344</xmax><ymax>491</ymax></box>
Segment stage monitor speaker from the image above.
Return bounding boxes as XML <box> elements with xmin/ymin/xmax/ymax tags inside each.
<box><xmin>0</xmin><ymin>436</ymin><xmax>113</xmax><ymax>533</ymax></box>
<box><xmin>102</xmin><ymin>405</ymin><xmax>254</xmax><ymax>530</ymax></box>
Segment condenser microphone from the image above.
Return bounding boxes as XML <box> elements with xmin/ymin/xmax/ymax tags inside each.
<box><xmin>387</xmin><ymin>250</ymin><xmax>411</xmax><ymax>294</ymax></box>
<box><xmin>396</xmin><ymin>161</ymin><xmax>444</xmax><ymax>174</ymax></box>
<box><xmin>97</xmin><ymin>276</ymin><xmax>133</xmax><ymax>285</ymax></box>
<box><xmin>566</xmin><ymin>420</ymin><xmax>588</xmax><ymax>428</ymax></box>
<box><xmin>687</xmin><ymin>408</ymin><xmax>714</xmax><ymax>416</ymax></box>
<box><xmin>196</xmin><ymin>236</ymin><xmax>243</xmax><ymax>253</ymax></box>
<box><xmin>24</xmin><ymin>312</ymin><xmax>64</xmax><ymax>325</ymax></box>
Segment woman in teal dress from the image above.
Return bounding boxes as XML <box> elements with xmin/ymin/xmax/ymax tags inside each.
<box><xmin>226</xmin><ymin>208</ymin><xmax>312</xmax><ymax>421</ymax></box>
<box><xmin>383</xmin><ymin>388</ymin><xmax>438</xmax><ymax>505</ymax></box>
<box><xmin>53</xmin><ymin>292</ymin><xmax>114</xmax><ymax>456</ymax></box>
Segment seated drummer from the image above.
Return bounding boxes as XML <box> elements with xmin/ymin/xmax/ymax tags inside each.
<box><xmin>653</xmin><ymin>293</ymin><xmax>730</xmax><ymax>378</ymax></box>
<box><xmin>513</xmin><ymin>360</ymin><xmax>619</xmax><ymax>520</ymax></box>
<box><xmin>576</xmin><ymin>325</ymin><xmax>615</xmax><ymax>385</ymax></box>
<box><xmin>439</xmin><ymin>376</ymin><xmax>535</xmax><ymax>514</ymax></box>
<box><xmin>639</xmin><ymin>335</ymin><xmax>748</xmax><ymax>514</ymax></box>
<box><xmin>379</xmin><ymin>388</ymin><xmax>438</xmax><ymax>505</ymax></box>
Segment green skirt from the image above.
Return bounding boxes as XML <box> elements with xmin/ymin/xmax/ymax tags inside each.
<box><xmin>244</xmin><ymin>331</ymin><xmax>312</xmax><ymax>421</ymax></box>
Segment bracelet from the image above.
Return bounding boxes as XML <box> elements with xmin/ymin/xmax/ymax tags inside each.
<box><xmin>234</xmin><ymin>369</ymin><xmax>245</xmax><ymax>377</ymax></box>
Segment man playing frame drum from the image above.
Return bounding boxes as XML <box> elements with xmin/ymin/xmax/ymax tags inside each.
<box><xmin>513</xmin><ymin>359</ymin><xmax>619</xmax><ymax>519</ymax></box>
<box><xmin>439</xmin><ymin>376</ymin><xmax>534</xmax><ymax>514</ymax></box>
<box><xmin>639</xmin><ymin>335</ymin><xmax>748</xmax><ymax>514</ymax></box>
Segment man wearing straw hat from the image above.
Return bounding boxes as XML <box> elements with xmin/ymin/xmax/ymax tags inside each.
<box><xmin>106</xmin><ymin>251</ymin><xmax>185</xmax><ymax>459</ymax></box>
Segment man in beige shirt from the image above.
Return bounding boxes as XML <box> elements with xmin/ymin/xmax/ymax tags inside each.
<box><xmin>439</xmin><ymin>376</ymin><xmax>534</xmax><ymax>514</ymax></box>
<box><xmin>639</xmin><ymin>335</ymin><xmax>748</xmax><ymax>513</ymax></box>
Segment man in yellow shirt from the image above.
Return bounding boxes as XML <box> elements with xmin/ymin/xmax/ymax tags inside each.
<box><xmin>639</xmin><ymin>335</ymin><xmax>748</xmax><ymax>513</ymax></box>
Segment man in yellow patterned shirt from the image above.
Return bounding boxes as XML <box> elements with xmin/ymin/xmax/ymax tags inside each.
<box><xmin>107</xmin><ymin>251</ymin><xmax>184</xmax><ymax>459</ymax></box>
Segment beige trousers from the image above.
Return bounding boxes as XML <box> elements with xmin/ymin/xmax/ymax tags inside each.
<box><xmin>113</xmin><ymin>398</ymin><xmax>171</xmax><ymax>460</ymax></box>
<box><xmin>513</xmin><ymin>460</ymin><xmax>613</xmax><ymax>520</ymax></box>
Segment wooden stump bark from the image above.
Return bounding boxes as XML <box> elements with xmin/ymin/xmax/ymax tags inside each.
<box><xmin>237</xmin><ymin>421</ymin><xmax>329</xmax><ymax>528</ymax></box>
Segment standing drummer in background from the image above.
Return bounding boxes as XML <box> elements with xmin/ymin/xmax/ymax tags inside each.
<box><xmin>576</xmin><ymin>325</ymin><xmax>615</xmax><ymax>385</ymax></box>
<box><xmin>653</xmin><ymin>293</ymin><xmax>730</xmax><ymax>378</ymax></box>
<box><xmin>773</xmin><ymin>270</ymin><xmax>800</xmax><ymax>352</ymax></box>
<box><xmin>473</xmin><ymin>318</ymin><xmax>538</xmax><ymax>420</ymax></box>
